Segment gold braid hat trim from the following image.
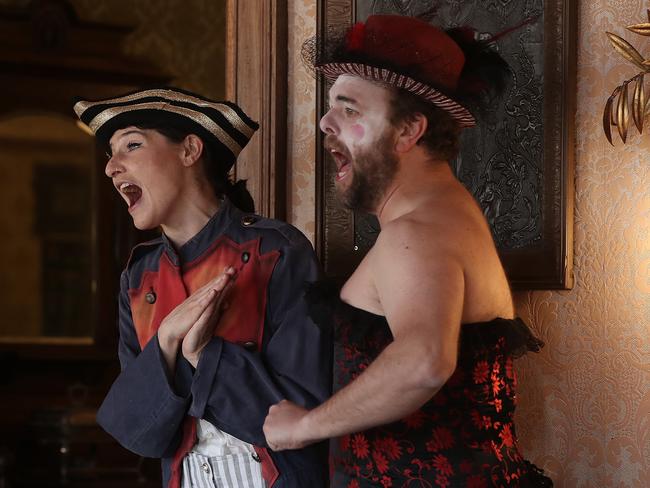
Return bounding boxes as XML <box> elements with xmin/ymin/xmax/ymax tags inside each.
<box><xmin>74</xmin><ymin>88</ymin><xmax>255</xmax><ymax>139</ymax></box>
<box><xmin>87</xmin><ymin>102</ymin><xmax>242</xmax><ymax>156</ymax></box>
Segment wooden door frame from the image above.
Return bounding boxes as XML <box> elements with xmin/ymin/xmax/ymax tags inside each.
<box><xmin>226</xmin><ymin>0</ymin><xmax>288</xmax><ymax>219</ymax></box>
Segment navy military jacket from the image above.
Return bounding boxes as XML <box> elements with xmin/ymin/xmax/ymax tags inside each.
<box><xmin>97</xmin><ymin>198</ymin><xmax>331</xmax><ymax>487</ymax></box>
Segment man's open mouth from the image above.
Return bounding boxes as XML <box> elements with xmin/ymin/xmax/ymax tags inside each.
<box><xmin>324</xmin><ymin>136</ymin><xmax>354</xmax><ymax>182</ymax></box>
<box><xmin>331</xmin><ymin>150</ymin><xmax>351</xmax><ymax>181</ymax></box>
<box><xmin>118</xmin><ymin>182</ymin><xmax>143</xmax><ymax>209</ymax></box>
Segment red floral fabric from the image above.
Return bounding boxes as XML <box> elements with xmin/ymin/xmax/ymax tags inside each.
<box><xmin>307</xmin><ymin>283</ymin><xmax>551</xmax><ymax>488</ymax></box>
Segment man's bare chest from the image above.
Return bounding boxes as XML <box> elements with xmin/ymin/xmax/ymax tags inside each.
<box><xmin>339</xmin><ymin>251</ymin><xmax>384</xmax><ymax>316</ymax></box>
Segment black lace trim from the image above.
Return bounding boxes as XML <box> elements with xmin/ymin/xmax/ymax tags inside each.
<box><xmin>522</xmin><ymin>460</ymin><xmax>555</xmax><ymax>487</ymax></box>
<box><xmin>305</xmin><ymin>280</ymin><xmax>544</xmax><ymax>358</ymax></box>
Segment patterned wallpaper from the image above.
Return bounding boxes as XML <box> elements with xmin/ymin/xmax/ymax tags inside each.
<box><xmin>71</xmin><ymin>0</ymin><xmax>227</xmax><ymax>99</ymax></box>
<box><xmin>512</xmin><ymin>1</ymin><xmax>650</xmax><ymax>485</ymax></box>
<box><xmin>288</xmin><ymin>0</ymin><xmax>318</xmax><ymax>239</ymax></box>
<box><xmin>287</xmin><ymin>1</ymin><xmax>650</xmax><ymax>486</ymax></box>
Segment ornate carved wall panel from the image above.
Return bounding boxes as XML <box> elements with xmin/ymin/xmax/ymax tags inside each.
<box><xmin>315</xmin><ymin>0</ymin><xmax>577</xmax><ymax>289</ymax></box>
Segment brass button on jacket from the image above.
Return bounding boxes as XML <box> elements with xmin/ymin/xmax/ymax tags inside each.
<box><xmin>241</xmin><ymin>215</ymin><xmax>257</xmax><ymax>226</ymax></box>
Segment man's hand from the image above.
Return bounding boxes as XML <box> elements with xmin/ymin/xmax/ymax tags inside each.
<box><xmin>263</xmin><ymin>400</ymin><xmax>314</xmax><ymax>451</ymax></box>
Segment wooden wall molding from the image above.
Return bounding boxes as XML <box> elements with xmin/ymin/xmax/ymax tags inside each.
<box><xmin>226</xmin><ymin>0</ymin><xmax>288</xmax><ymax>219</ymax></box>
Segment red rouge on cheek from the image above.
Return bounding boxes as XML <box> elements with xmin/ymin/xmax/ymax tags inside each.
<box><xmin>351</xmin><ymin>124</ymin><xmax>365</xmax><ymax>140</ymax></box>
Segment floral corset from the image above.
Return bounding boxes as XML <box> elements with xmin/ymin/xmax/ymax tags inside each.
<box><xmin>305</xmin><ymin>281</ymin><xmax>552</xmax><ymax>488</ymax></box>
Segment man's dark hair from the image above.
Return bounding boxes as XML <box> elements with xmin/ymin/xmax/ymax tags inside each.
<box><xmin>389</xmin><ymin>87</ymin><xmax>461</xmax><ymax>161</ymax></box>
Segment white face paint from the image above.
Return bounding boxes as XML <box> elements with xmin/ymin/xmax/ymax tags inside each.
<box><xmin>319</xmin><ymin>75</ymin><xmax>400</xmax><ymax>212</ymax></box>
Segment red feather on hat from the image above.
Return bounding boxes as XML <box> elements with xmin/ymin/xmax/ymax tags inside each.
<box><xmin>346</xmin><ymin>22</ymin><xmax>366</xmax><ymax>51</ymax></box>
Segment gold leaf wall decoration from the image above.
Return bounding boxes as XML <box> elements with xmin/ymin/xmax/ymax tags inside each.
<box><xmin>603</xmin><ymin>86</ymin><xmax>621</xmax><ymax>145</ymax></box>
<box><xmin>606</xmin><ymin>32</ymin><xmax>647</xmax><ymax>70</ymax></box>
<box><xmin>617</xmin><ymin>82</ymin><xmax>630</xmax><ymax>142</ymax></box>
<box><xmin>632</xmin><ymin>74</ymin><xmax>645</xmax><ymax>132</ymax></box>
<box><xmin>603</xmin><ymin>16</ymin><xmax>650</xmax><ymax>144</ymax></box>
<box><xmin>626</xmin><ymin>23</ymin><xmax>650</xmax><ymax>36</ymax></box>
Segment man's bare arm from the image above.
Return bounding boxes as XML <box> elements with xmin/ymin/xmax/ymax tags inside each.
<box><xmin>263</xmin><ymin>220</ymin><xmax>464</xmax><ymax>449</ymax></box>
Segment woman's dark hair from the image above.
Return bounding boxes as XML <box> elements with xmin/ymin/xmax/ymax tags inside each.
<box><xmin>133</xmin><ymin>121</ymin><xmax>255</xmax><ymax>213</ymax></box>
<box><xmin>389</xmin><ymin>87</ymin><xmax>462</xmax><ymax>161</ymax></box>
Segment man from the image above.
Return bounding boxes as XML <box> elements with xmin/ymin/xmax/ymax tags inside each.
<box><xmin>263</xmin><ymin>15</ymin><xmax>552</xmax><ymax>487</ymax></box>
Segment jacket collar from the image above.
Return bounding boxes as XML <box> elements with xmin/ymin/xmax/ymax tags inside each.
<box><xmin>161</xmin><ymin>197</ymin><xmax>243</xmax><ymax>267</ymax></box>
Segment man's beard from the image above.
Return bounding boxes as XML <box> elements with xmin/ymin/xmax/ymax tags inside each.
<box><xmin>337</xmin><ymin>131</ymin><xmax>399</xmax><ymax>213</ymax></box>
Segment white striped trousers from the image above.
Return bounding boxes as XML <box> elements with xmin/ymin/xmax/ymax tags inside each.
<box><xmin>181</xmin><ymin>451</ymin><xmax>266</xmax><ymax>488</ymax></box>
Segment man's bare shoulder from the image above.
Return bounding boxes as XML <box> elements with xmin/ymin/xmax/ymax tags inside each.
<box><xmin>377</xmin><ymin>202</ymin><xmax>482</xmax><ymax>256</ymax></box>
<box><xmin>375</xmin><ymin>217</ymin><xmax>433</xmax><ymax>250</ymax></box>
<box><xmin>372</xmin><ymin>214</ymin><xmax>463</xmax><ymax>280</ymax></box>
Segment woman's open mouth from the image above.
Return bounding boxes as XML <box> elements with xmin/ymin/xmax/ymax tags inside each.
<box><xmin>118</xmin><ymin>182</ymin><xmax>143</xmax><ymax>210</ymax></box>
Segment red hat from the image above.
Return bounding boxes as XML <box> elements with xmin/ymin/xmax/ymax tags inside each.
<box><xmin>316</xmin><ymin>15</ymin><xmax>475</xmax><ymax>127</ymax></box>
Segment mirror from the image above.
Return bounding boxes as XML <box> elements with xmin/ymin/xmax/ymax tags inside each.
<box><xmin>0</xmin><ymin>113</ymin><xmax>96</xmax><ymax>343</ymax></box>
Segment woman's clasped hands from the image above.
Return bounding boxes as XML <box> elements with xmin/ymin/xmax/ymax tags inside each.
<box><xmin>158</xmin><ymin>266</ymin><xmax>237</xmax><ymax>369</ymax></box>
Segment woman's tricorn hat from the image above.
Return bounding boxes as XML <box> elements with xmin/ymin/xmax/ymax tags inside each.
<box><xmin>309</xmin><ymin>14</ymin><xmax>514</xmax><ymax>128</ymax></box>
<box><xmin>73</xmin><ymin>87</ymin><xmax>259</xmax><ymax>171</ymax></box>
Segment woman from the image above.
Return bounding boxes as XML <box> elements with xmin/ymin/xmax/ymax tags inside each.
<box><xmin>74</xmin><ymin>87</ymin><xmax>331</xmax><ymax>488</ymax></box>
